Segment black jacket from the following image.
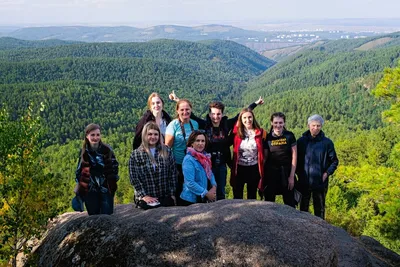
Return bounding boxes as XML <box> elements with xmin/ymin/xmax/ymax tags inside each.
<box><xmin>190</xmin><ymin>102</ymin><xmax>257</xmax><ymax>168</ymax></box>
<box><xmin>75</xmin><ymin>142</ymin><xmax>119</xmax><ymax>195</ymax></box>
<box><xmin>296</xmin><ymin>130</ymin><xmax>339</xmax><ymax>190</ymax></box>
<box><xmin>133</xmin><ymin>110</ymin><xmax>172</xmax><ymax>150</ymax></box>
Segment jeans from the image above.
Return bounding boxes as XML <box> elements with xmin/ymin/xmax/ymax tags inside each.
<box><xmin>300</xmin><ymin>187</ymin><xmax>328</xmax><ymax>219</ymax></box>
<box><xmin>212</xmin><ymin>164</ymin><xmax>227</xmax><ymax>200</ymax></box>
<box><xmin>84</xmin><ymin>190</ymin><xmax>115</xmax><ymax>215</ymax></box>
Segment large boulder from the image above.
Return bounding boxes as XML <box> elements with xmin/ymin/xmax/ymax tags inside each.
<box><xmin>28</xmin><ymin>200</ymin><xmax>399</xmax><ymax>266</ymax></box>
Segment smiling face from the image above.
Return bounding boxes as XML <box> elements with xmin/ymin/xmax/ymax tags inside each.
<box><xmin>177</xmin><ymin>101</ymin><xmax>192</xmax><ymax>122</ymax></box>
<box><xmin>146</xmin><ymin>129</ymin><xmax>159</xmax><ymax>148</ymax></box>
<box><xmin>191</xmin><ymin>134</ymin><xmax>206</xmax><ymax>152</ymax></box>
<box><xmin>241</xmin><ymin>112</ymin><xmax>254</xmax><ymax>130</ymax></box>
<box><xmin>150</xmin><ymin>96</ymin><xmax>163</xmax><ymax>113</ymax></box>
<box><xmin>308</xmin><ymin>120</ymin><xmax>322</xmax><ymax>137</ymax></box>
<box><xmin>209</xmin><ymin>107</ymin><xmax>223</xmax><ymax>126</ymax></box>
<box><xmin>272</xmin><ymin>116</ymin><xmax>285</xmax><ymax>135</ymax></box>
<box><xmin>86</xmin><ymin>129</ymin><xmax>101</xmax><ymax>147</ymax></box>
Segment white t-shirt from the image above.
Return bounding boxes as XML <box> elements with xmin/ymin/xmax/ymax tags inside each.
<box><xmin>238</xmin><ymin>130</ymin><xmax>258</xmax><ymax>166</ymax></box>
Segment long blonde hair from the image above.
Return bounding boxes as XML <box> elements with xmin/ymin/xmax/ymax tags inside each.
<box><xmin>140</xmin><ymin>121</ymin><xmax>169</xmax><ymax>163</ymax></box>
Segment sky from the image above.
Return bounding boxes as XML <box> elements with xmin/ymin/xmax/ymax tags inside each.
<box><xmin>0</xmin><ymin>0</ymin><xmax>399</xmax><ymax>26</ymax></box>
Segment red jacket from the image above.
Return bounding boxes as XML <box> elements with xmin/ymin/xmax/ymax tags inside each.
<box><xmin>230</xmin><ymin>124</ymin><xmax>266</xmax><ymax>190</ymax></box>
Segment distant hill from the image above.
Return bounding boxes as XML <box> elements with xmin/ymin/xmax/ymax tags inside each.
<box><xmin>0</xmin><ymin>38</ymin><xmax>274</xmax><ymax>143</ymax></box>
<box><xmin>4</xmin><ymin>25</ymin><xmax>267</xmax><ymax>43</ymax></box>
<box><xmin>243</xmin><ymin>32</ymin><xmax>400</xmax><ymax>138</ymax></box>
<box><xmin>0</xmin><ymin>37</ymin><xmax>80</xmax><ymax>50</ymax></box>
<box><xmin>261</xmin><ymin>41</ymin><xmax>325</xmax><ymax>61</ymax></box>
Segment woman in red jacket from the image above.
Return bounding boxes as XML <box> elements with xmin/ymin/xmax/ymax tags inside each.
<box><xmin>230</xmin><ymin>108</ymin><xmax>265</xmax><ymax>199</ymax></box>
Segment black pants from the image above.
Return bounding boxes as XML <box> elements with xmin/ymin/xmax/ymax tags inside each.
<box><xmin>263</xmin><ymin>166</ymin><xmax>295</xmax><ymax>207</ymax></box>
<box><xmin>175</xmin><ymin>164</ymin><xmax>185</xmax><ymax>206</ymax></box>
<box><xmin>233</xmin><ymin>164</ymin><xmax>260</xmax><ymax>199</ymax></box>
<box><xmin>300</xmin><ymin>187</ymin><xmax>328</xmax><ymax>219</ymax></box>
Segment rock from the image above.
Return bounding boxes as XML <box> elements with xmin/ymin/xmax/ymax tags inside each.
<box><xmin>28</xmin><ymin>200</ymin><xmax>398</xmax><ymax>266</ymax></box>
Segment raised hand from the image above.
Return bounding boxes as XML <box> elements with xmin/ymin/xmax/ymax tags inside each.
<box><xmin>255</xmin><ymin>96</ymin><xmax>264</xmax><ymax>105</ymax></box>
<box><xmin>169</xmin><ymin>90</ymin><xmax>179</xmax><ymax>102</ymax></box>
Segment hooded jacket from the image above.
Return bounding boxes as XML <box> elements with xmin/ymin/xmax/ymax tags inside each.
<box><xmin>296</xmin><ymin>130</ymin><xmax>338</xmax><ymax>190</ymax></box>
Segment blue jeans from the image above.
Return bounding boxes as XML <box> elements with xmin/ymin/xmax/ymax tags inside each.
<box><xmin>212</xmin><ymin>164</ymin><xmax>227</xmax><ymax>200</ymax></box>
<box><xmin>84</xmin><ymin>190</ymin><xmax>114</xmax><ymax>215</ymax></box>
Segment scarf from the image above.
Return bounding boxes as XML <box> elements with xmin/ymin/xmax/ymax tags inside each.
<box><xmin>186</xmin><ymin>147</ymin><xmax>212</xmax><ymax>180</ymax></box>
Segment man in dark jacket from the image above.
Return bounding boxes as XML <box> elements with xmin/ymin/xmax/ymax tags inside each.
<box><xmin>296</xmin><ymin>114</ymin><xmax>338</xmax><ymax>219</ymax></box>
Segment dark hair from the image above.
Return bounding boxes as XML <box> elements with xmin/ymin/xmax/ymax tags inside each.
<box><xmin>237</xmin><ymin>108</ymin><xmax>260</xmax><ymax>139</ymax></box>
<box><xmin>269</xmin><ymin>112</ymin><xmax>287</xmax><ymax>132</ymax></box>
<box><xmin>81</xmin><ymin>123</ymin><xmax>101</xmax><ymax>158</ymax></box>
<box><xmin>186</xmin><ymin>130</ymin><xmax>209</xmax><ymax>148</ymax></box>
<box><xmin>208</xmin><ymin>101</ymin><xmax>225</xmax><ymax>113</ymax></box>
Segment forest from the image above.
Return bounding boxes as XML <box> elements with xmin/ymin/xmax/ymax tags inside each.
<box><xmin>0</xmin><ymin>33</ymin><xmax>399</xmax><ymax>263</ymax></box>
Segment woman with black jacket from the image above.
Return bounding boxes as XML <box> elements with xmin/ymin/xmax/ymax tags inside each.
<box><xmin>75</xmin><ymin>123</ymin><xmax>119</xmax><ymax>215</ymax></box>
<box><xmin>133</xmin><ymin>92</ymin><xmax>172</xmax><ymax>149</ymax></box>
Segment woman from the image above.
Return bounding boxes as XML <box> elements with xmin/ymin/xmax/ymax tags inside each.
<box><xmin>169</xmin><ymin>90</ymin><xmax>264</xmax><ymax>200</ymax></box>
<box><xmin>180</xmin><ymin>131</ymin><xmax>217</xmax><ymax>205</ymax></box>
<box><xmin>165</xmin><ymin>99</ymin><xmax>199</xmax><ymax>204</ymax></box>
<box><xmin>129</xmin><ymin>122</ymin><xmax>177</xmax><ymax>209</ymax></box>
<box><xmin>133</xmin><ymin>92</ymin><xmax>172</xmax><ymax>149</ymax></box>
<box><xmin>75</xmin><ymin>123</ymin><xmax>119</xmax><ymax>215</ymax></box>
<box><xmin>231</xmin><ymin>108</ymin><xmax>265</xmax><ymax>199</ymax></box>
<box><xmin>262</xmin><ymin>112</ymin><xmax>297</xmax><ymax>207</ymax></box>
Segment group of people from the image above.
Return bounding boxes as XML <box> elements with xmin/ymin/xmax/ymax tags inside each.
<box><xmin>73</xmin><ymin>92</ymin><xmax>339</xmax><ymax>220</ymax></box>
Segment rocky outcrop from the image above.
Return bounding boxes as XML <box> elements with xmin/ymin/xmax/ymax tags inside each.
<box><xmin>28</xmin><ymin>200</ymin><xmax>399</xmax><ymax>266</ymax></box>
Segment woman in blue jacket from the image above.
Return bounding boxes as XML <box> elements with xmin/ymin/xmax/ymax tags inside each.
<box><xmin>180</xmin><ymin>131</ymin><xmax>217</xmax><ymax>205</ymax></box>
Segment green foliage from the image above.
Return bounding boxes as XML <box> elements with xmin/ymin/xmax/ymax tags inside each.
<box><xmin>327</xmin><ymin>165</ymin><xmax>400</xmax><ymax>253</ymax></box>
<box><xmin>1</xmin><ymin>35</ymin><xmax>400</xmax><ymax>256</ymax></box>
<box><xmin>0</xmin><ymin>105</ymin><xmax>67</xmax><ymax>266</ymax></box>
<box><xmin>372</xmin><ymin>60</ymin><xmax>400</xmax><ymax>125</ymax></box>
<box><xmin>0</xmin><ymin>40</ymin><xmax>273</xmax><ymax>145</ymax></box>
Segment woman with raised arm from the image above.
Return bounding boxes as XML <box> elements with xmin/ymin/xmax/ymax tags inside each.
<box><xmin>180</xmin><ymin>131</ymin><xmax>217</xmax><ymax>205</ymax></box>
<box><xmin>230</xmin><ymin>108</ymin><xmax>265</xmax><ymax>199</ymax></box>
<box><xmin>75</xmin><ymin>123</ymin><xmax>119</xmax><ymax>215</ymax></box>
<box><xmin>133</xmin><ymin>92</ymin><xmax>172</xmax><ymax>149</ymax></box>
<box><xmin>129</xmin><ymin>121</ymin><xmax>177</xmax><ymax>209</ymax></box>
<box><xmin>165</xmin><ymin>99</ymin><xmax>199</xmax><ymax>205</ymax></box>
<box><xmin>262</xmin><ymin>112</ymin><xmax>297</xmax><ymax>207</ymax></box>
<box><xmin>169</xmin><ymin>90</ymin><xmax>264</xmax><ymax>200</ymax></box>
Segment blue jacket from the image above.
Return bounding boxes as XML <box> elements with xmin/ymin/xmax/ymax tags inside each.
<box><xmin>180</xmin><ymin>153</ymin><xmax>217</xmax><ymax>203</ymax></box>
<box><xmin>296</xmin><ymin>130</ymin><xmax>339</xmax><ymax>190</ymax></box>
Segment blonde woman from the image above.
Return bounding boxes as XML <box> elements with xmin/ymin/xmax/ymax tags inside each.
<box><xmin>129</xmin><ymin>121</ymin><xmax>177</xmax><ymax>209</ymax></box>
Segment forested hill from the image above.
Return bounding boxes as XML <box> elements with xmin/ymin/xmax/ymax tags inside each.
<box><xmin>243</xmin><ymin>32</ymin><xmax>400</xmax><ymax>138</ymax></box>
<box><xmin>0</xmin><ymin>37</ymin><xmax>80</xmax><ymax>50</ymax></box>
<box><xmin>239</xmin><ymin>33</ymin><xmax>400</xmax><ymax>254</ymax></box>
<box><xmin>0</xmin><ymin>38</ymin><xmax>274</xmax><ymax>143</ymax></box>
<box><xmin>2</xmin><ymin>32</ymin><xmax>400</xmax><ymax>256</ymax></box>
